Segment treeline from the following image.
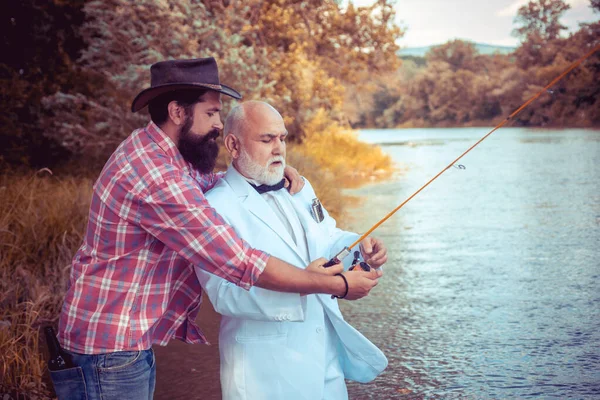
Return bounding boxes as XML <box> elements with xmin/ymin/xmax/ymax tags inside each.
<box><xmin>352</xmin><ymin>0</ymin><xmax>600</xmax><ymax>129</ymax></box>
<box><xmin>0</xmin><ymin>0</ymin><xmax>402</xmax><ymax>169</ymax></box>
<box><xmin>1</xmin><ymin>0</ymin><xmax>598</xmax><ymax>170</ymax></box>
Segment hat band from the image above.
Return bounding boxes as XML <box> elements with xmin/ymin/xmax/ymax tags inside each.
<box><xmin>201</xmin><ymin>83</ymin><xmax>222</xmax><ymax>90</ymax></box>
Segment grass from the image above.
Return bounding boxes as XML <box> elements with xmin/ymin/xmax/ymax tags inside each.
<box><xmin>0</xmin><ymin>124</ymin><xmax>392</xmax><ymax>398</ymax></box>
<box><xmin>0</xmin><ymin>170</ymin><xmax>91</xmax><ymax>398</ymax></box>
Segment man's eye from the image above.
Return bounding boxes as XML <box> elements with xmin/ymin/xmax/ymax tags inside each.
<box><xmin>207</xmin><ymin>112</ymin><xmax>214</xmax><ymax>117</ymax></box>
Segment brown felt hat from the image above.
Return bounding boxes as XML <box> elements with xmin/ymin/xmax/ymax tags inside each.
<box><xmin>131</xmin><ymin>57</ymin><xmax>242</xmax><ymax>112</ymax></box>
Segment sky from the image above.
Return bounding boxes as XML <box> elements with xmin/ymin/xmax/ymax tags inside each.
<box><xmin>349</xmin><ymin>0</ymin><xmax>598</xmax><ymax>48</ymax></box>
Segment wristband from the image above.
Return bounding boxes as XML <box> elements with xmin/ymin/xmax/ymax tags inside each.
<box><xmin>331</xmin><ymin>273</ymin><xmax>348</xmax><ymax>299</ymax></box>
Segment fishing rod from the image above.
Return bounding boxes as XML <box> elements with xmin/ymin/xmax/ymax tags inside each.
<box><xmin>325</xmin><ymin>43</ymin><xmax>600</xmax><ymax>269</ymax></box>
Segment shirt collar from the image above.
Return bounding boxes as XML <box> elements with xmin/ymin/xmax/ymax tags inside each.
<box><xmin>145</xmin><ymin>121</ymin><xmax>193</xmax><ymax>173</ymax></box>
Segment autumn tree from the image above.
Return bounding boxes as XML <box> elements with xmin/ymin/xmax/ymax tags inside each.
<box><xmin>40</xmin><ymin>0</ymin><xmax>402</xmax><ymax>160</ymax></box>
<box><xmin>234</xmin><ymin>0</ymin><xmax>402</xmax><ymax>138</ymax></box>
<box><xmin>513</xmin><ymin>0</ymin><xmax>570</xmax><ymax>41</ymax></box>
<box><xmin>426</xmin><ymin>40</ymin><xmax>479</xmax><ymax>71</ymax></box>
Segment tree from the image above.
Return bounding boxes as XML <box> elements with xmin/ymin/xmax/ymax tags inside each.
<box><xmin>426</xmin><ymin>40</ymin><xmax>478</xmax><ymax>72</ymax></box>
<box><xmin>0</xmin><ymin>0</ymin><xmax>86</xmax><ymax>167</ymax></box>
<box><xmin>42</xmin><ymin>0</ymin><xmax>403</xmax><ymax>159</ymax></box>
<box><xmin>513</xmin><ymin>0</ymin><xmax>570</xmax><ymax>41</ymax></box>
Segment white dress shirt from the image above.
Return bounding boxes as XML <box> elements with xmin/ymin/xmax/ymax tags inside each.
<box><xmin>244</xmin><ymin>175</ymin><xmax>311</xmax><ymax>264</ymax></box>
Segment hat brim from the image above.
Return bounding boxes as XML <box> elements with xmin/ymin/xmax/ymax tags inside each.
<box><xmin>131</xmin><ymin>83</ymin><xmax>242</xmax><ymax>112</ymax></box>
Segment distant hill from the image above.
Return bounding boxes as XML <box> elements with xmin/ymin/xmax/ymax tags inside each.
<box><xmin>398</xmin><ymin>42</ymin><xmax>516</xmax><ymax>57</ymax></box>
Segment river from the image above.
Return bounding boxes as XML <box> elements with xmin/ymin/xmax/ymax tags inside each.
<box><xmin>155</xmin><ymin>127</ymin><xmax>600</xmax><ymax>399</ymax></box>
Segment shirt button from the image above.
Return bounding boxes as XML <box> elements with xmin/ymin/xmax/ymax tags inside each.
<box><xmin>316</xmin><ymin>327</ymin><xmax>323</xmax><ymax>334</ymax></box>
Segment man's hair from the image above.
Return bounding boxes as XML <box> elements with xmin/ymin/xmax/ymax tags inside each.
<box><xmin>148</xmin><ymin>89</ymin><xmax>208</xmax><ymax>126</ymax></box>
<box><xmin>223</xmin><ymin>104</ymin><xmax>246</xmax><ymax>140</ymax></box>
<box><xmin>224</xmin><ymin>101</ymin><xmax>281</xmax><ymax>141</ymax></box>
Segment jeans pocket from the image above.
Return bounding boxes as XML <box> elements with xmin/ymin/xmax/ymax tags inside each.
<box><xmin>97</xmin><ymin>350</ymin><xmax>155</xmax><ymax>399</ymax></box>
<box><xmin>100</xmin><ymin>350</ymin><xmax>141</xmax><ymax>371</ymax></box>
<box><xmin>49</xmin><ymin>367</ymin><xmax>88</xmax><ymax>400</ymax></box>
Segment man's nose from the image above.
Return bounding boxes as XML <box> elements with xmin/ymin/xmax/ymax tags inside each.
<box><xmin>213</xmin><ymin>118</ymin><xmax>224</xmax><ymax>130</ymax></box>
<box><xmin>272</xmin><ymin>138</ymin><xmax>284</xmax><ymax>154</ymax></box>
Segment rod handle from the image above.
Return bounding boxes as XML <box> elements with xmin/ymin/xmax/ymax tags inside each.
<box><xmin>323</xmin><ymin>247</ymin><xmax>351</xmax><ymax>268</ymax></box>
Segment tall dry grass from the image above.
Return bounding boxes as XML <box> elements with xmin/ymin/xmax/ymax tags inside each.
<box><xmin>0</xmin><ymin>125</ymin><xmax>392</xmax><ymax>398</ymax></box>
<box><xmin>0</xmin><ymin>170</ymin><xmax>92</xmax><ymax>398</ymax></box>
<box><xmin>295</xmin><ymin>109</ymin><xmax>393</xmax><ymax>189</ymax></box>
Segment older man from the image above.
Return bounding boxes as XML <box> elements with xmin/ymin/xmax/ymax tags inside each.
<box><xmin>196</xmin><ymin>101</ymin><xmax>388</xmax><ymax>400</ymax></box>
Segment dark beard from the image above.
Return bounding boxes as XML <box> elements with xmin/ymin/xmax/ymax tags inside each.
<box><xmin>177</xmin><ymin>117</ymin><xmax>220</xmax><ymax>173</ymax></box>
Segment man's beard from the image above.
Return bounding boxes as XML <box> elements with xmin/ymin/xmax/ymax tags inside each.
<box><xmin>177</xmin><ymin>116</ymin><xmax>220</xmax><ymax>173</ymax></box>
<box><xmin>237</xmin><ymin>147</ymin><xmax>285</xmax><ymax>185</ymax></box>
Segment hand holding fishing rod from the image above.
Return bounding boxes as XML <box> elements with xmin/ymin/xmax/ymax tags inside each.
<box><xmin>306</xmin><ymin>256</ymin><xmax>383</xmax><ymax>299</ymax></box>
<box><xmin>324</xmin><ymin>43</ymin><xmax>600</xmax><ymax>268</ymax></box>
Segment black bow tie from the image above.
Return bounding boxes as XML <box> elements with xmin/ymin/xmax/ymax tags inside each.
<box><xmin>250</xmin><ymin>179</ymin><xmax>286</xmax><ymax>194</ymax></box>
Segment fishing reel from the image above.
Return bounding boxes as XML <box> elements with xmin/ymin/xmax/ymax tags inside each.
<box><xmin>323</xmin><ymin>247</ymin><xmax>371</xmax><ymax>271</ymax></box>
<box><xmin>349</xmin><ymin>251</ymin><xmax>371</xmax><ymax>272</ymax></box>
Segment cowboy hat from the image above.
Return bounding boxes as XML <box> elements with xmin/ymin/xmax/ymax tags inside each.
<box><xmin>131</xmin><ymin>57</ymin><xmax>241</xmax><ymax>112</ymax></box>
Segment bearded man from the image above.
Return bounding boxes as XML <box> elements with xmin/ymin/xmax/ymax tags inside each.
<box><xmin>50</xmin><ymin>59</ymin><xmax>381</xmax><ymax>400</ymax></box>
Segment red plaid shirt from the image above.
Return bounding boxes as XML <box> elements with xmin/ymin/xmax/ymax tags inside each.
<box><xmin>58</xmin><ymin>122</ymin><xmax>269</xmax><ymax>354</ymax></box>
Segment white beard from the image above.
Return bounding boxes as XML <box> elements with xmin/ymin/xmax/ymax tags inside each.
<box><xmin>237</xmin><ymin>148</ymin><xmax>285</xmax><ymax>185</ymax></box>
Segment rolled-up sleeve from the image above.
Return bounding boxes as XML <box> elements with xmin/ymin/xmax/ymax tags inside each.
<box><xmin>137</xmin><ymin>175</ymin><xmax>269</xmax><ymax>290</ymax></box>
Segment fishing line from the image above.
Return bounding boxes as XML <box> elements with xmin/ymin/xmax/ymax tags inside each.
<box><xmin>325</xmin><ymin>43</ymin><xmax>600</xmax><ymax>267</ymax></box>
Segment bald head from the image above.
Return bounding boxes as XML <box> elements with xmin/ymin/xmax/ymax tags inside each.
<box><xmin>223</xmin><ymin>101</ymin><xmax>288</xmax><ymax>185</ymax></box>
<box><xmin>224</xmin><ymin>101</ymin><xmax>283</xmax><ymax>141</ymax></box>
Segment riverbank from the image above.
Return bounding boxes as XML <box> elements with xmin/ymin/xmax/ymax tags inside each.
<box><xmin>0</xmin><ymin>125</ymin><xmax>392</xmax><ymax>398</ymax></box>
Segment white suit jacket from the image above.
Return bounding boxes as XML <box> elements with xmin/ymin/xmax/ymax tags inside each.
<box><xmin>196</xmin><ymin>165</ymin><xmax>387</xmax><ymax>400</ymax></box>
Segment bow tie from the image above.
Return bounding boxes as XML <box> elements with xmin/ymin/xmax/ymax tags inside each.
<box><xmin>250</xmin><ymin>179</ymin><xmax>286</xmax><ymax>194</ymax></box>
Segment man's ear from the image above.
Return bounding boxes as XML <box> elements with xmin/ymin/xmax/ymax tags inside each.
<box><xmin>167</xmin><ymin>101</ymin><xmax>185</xmax><ymax>125</ymax></box>
<box><xmin>224</xmin><ymin>134</ymin><xmax>240</xmax><ymax>159</ymax></box>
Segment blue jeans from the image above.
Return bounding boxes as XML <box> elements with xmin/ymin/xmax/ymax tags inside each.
<box><xmin>49</xmin><ymin>348</ymin><xmax>156</xmax><ymax>400</ymax></box>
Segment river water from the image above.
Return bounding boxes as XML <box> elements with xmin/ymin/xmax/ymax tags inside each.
<box><xmin>342</xmin><ymin>127</ymin><xmax>600</xmax><ymax>399</ymax></box>
<box><xmin>155</xmin><ymin>127</ymin><xmax>600</xmax><ymax>399</ymax></box>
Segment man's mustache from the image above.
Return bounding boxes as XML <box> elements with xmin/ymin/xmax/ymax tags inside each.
<box><xmin>269</xmin><ymin>156</ymin><xmax>285</xmax><ymax>165</ymax></box>
<box><xmin>206</xmin><ymin>129</ymin><xmax>220</xmax><ymax>141</ymax></box>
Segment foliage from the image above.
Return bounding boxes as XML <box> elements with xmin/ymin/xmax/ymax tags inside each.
<box><xmin>0</xmin><ymin>0</ymin><xmax>86</xmax><ymax>168</ymax></box>
<box><xmin>295</xmin><ymin>108</ymin><xmax>392</xmax><ymax>186</ymax></box>
<box><xmin>37</xmin><ymin>0</ymin><xmax>401</xmax><ymax>162</ymax></box>
<box><xmin>358</xmin><ymin>0</ymin><xmax>600</xmax><ymax>129</ymax></box>
<box><xmin>512</xmin><ymin>0</ymin><xmax>570</xmax><ymax>41</ymax></box>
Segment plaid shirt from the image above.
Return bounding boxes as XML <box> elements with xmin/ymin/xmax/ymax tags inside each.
<box><xmin>58</xmin><ymin>122</ymin><xmax>269</xmax><ymax>354</ymax></box>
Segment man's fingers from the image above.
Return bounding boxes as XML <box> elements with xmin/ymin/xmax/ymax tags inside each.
<box><xmin>283</xmin><ymin>165</ymin><xmax>304</xmax><ymax>194</ymax></box>
<box><xmin>347</xmin><ymin>268</ymin><xmax>382</xmax><ymax>279</ymax></box>
<box><xmin>306</xmin><ymin>257</ymin><xmax>343</xmax><ymax>275</ymax></box>
<box><xmin>366</xmin><ymin>248</ymin><xmax>387</xmax><ymax>266</ymax></box>
<box><xmin>326</xmin><ymin>263</ymin><xmax>343</xmax><ymax>275</ymax></box>
<box><xmin>360</xmin><ymin>238</ymin><xmax>373</xmax><ymax>255</ymax></box>
<box><xmin>369</xmin><ymin>268</ymin><xmax>383</xmax><ymax>278</ymax></box>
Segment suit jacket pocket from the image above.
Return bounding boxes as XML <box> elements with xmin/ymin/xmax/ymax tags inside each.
<box><xmin>235</xmin><ymin>319</ymin><xmax>287</xmax><ymax>343</ymax></box>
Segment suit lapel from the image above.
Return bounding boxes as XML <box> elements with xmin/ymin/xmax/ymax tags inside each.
<box><xmin>224</xmin><ymin>165</ymin><xmax>307</xmax><ymax>264</ymax></box>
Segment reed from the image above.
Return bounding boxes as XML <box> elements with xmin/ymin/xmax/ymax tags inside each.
<box><xmin>0</xmin><ymin>171</ymin><xmax>91</xmax><ymax>398</ymax></box>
